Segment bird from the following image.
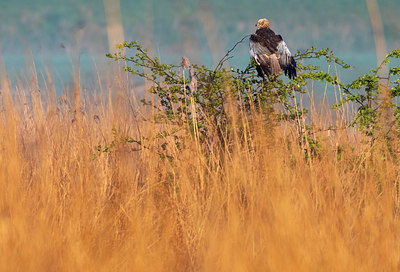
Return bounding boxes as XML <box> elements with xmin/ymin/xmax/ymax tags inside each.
<box><xmin>249</xmin><ymin>18</ymin><xmax>297</xmax><ymax>79</ymax></box>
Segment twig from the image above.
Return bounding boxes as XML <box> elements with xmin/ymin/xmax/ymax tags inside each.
<box><xmin>214</xmin><ymin>35</ymin><xmax>251</xmax><ymax>72</ymax></box>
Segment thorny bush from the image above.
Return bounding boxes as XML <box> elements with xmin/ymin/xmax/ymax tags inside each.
<box><xmin>104</xmin><ymin>39</ymin><xmax>400</xmax><ymax>159</ymax></box>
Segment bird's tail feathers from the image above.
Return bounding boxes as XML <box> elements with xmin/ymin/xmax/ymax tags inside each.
<box><xmin>259</xmin><ymin>54</ymin><xmax>282</xmax><ymax>77</ymax></box>
<box><xmin>269</xmin><ymin>54</ymin><xmax>283</xmax><ymax>76</ymax></box>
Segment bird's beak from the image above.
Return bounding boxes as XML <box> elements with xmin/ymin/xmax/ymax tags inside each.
<box><xmin>255</xmin><ymin>24</ymin><xmax>257</xmax><ymax>27</ymax></box>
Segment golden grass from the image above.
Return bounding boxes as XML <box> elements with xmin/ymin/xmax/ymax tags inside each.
<box><xmin>0</xmin><ymin>67</ymin><xmax>400</xmax><ymax>272</ymax></box>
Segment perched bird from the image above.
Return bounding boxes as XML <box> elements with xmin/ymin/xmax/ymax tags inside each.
<box><xmin>249</xmin><ymin>18</ymin><xmax>297</xmax><ymax>79</ymax></box>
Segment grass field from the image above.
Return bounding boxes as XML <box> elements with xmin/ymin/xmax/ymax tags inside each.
<box><xmin>0</xmin><ymin>63</ymin><xmax>400</xmax><ymax>271</ymax></box>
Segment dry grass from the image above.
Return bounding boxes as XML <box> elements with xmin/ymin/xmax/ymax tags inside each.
<box><xmin>0</xmin><ymin>66</ymin><xmax>400</xmax><ymax>272</ymax></box>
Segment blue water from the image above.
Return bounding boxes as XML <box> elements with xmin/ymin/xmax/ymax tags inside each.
<box><xmin>1</xmin><ymin>50</ymin><xmax>382</xmax><ymax>101</ymax></box>
<box><xmin>2</xmin><ymin>53</ymin><xmax>110</xmax><ymax>94</ymax></box>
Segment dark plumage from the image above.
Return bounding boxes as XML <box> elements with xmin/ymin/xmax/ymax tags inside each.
<box><xmin>249</xmin><ymin>18</ymin><xmax>297</xmax><ymax>79</ymax></box>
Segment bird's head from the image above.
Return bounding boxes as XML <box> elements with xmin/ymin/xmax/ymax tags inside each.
<box><xmin>256</xmin><ymin>18</ymin><xmax>270</xmax><ymax>30</ymax></box>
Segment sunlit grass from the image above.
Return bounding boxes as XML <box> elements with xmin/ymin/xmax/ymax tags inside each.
<box><xmin>0</xmin><ymin>64</ymin><xmax>399</xmax><ymax>272</ymax></box>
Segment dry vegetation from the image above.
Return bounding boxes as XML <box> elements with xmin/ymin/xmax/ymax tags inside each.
<box><xmin>0</xmin><ymin>65</ymin><xmax>400</xmax><ymax>272</ymax></box>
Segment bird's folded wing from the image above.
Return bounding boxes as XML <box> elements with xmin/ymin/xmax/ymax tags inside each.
<box><xmin>276</xmin><ymin>41</ymin><xmax>292</xmax><ymax>67</ymax></box>
<box><xmin>250</xmin><ymin>40</ymin><xmax>271</xmax><ymax>64</ymax></box>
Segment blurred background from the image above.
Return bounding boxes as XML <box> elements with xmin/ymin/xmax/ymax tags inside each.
<box><xmin>0</xmin><ymin>0</ymin><xmax>399</xmax><ymax>92</ymax></box>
